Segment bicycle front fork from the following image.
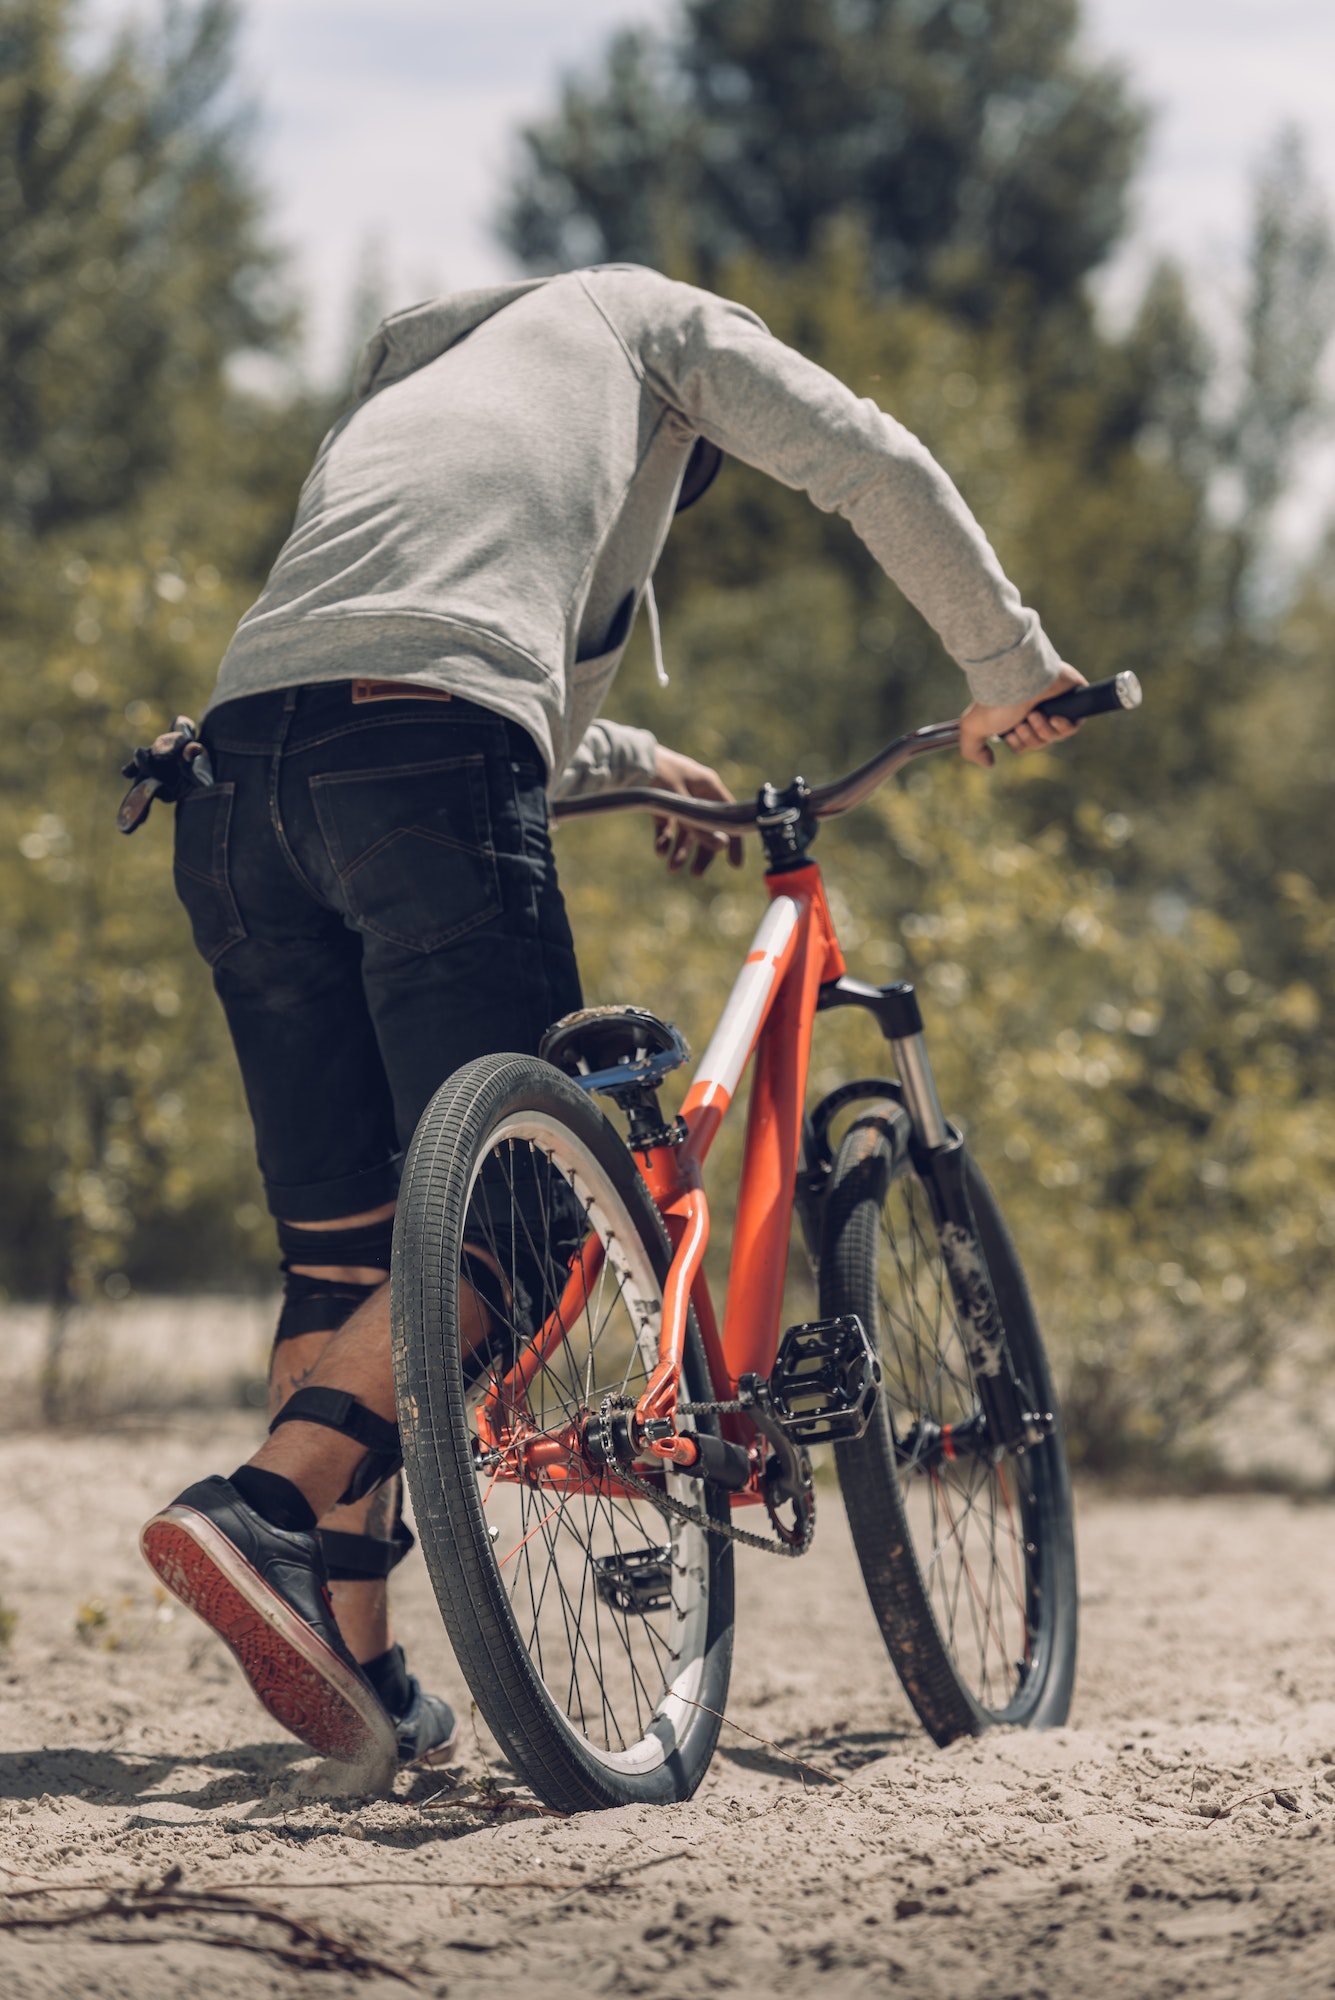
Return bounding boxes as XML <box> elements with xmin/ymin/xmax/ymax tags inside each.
<box><xmin>816</xmin><ymin>976</ymin><xmax>1050</xmax><ymax>1457</ymax></box>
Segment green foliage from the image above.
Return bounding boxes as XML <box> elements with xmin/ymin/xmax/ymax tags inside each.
<box><xmin>569</xmin><ymin>188</ymin><xmax>1335</xmax><ymax>1474</ymax></box>
<box><xmin>563</xmin><ymin>750</ymin><xmax>1335</xmax><ymax>1475</ymax></box>
<box><xmin>0</xmin><ymin>539</ymin><xmax>276</xmax><ymax>1311</ymax></box>
<box><xmin>844</xmin><ymin>770</ymin><xmax>1335</xmax><ymax>1470</ymax></box>
<box><xmin>499</xmin><ymin>0</ymin><xmax>1145</xmax><ymax>321</ymax></box>
<box><xmin>2</xmin><ymin>0</ymin><xmax>1332</xmax><ymax>1482</ymax></box>
<box><xmin>0</xmin><ymin>1</ymin><xmax>325</xmax><ymax>1341</ymax></box>
<box><xmin>0</xmin><ymin>0</ymin><xmax>288</xmax><ymax>539</ymax></box>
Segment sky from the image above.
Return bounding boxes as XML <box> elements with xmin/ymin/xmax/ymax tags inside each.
<box><xmin>83</xmin><ymin>1</ymin><xmax>1335</xmax><ymax>539</ymax></box>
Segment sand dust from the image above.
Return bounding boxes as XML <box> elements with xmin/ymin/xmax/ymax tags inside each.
<box><xmin>2</xmin><ymin>1410</ymin><xmax>1334</xmax><ymax>1997</ymax></box>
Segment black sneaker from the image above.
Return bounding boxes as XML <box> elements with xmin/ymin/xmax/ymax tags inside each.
<box><xmin>363</xmin><ymin>1642</ymin><xmax>459</xmax><ymax>1765</ymax></box>
<box><xmin>392</xmin><ymin>1673</ymin><xmax>459</xmax><ymax>1766</ymax></box>
<box><xmin>140</xmin><ymin>1475</ymin><xmax>397</xmax><ymax>1775</ymax></box>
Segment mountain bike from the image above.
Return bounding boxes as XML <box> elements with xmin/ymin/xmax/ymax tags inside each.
<box><xmin>390</xmin><ymin>672</ymin><xmax>1142</xmax><ymax>1813</ymax></box>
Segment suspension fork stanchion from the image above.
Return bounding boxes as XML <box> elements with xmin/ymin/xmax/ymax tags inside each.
<box><xmin>885</xmin><ymin>994</ymin><xmax>1048</xmax><ymax>1457</ymax></box>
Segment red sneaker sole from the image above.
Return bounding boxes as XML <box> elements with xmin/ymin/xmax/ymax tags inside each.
<box><xmin>141</xmin><ymin>1507</ymin><xmax>396</xmax><ymax>1774</ymax></box>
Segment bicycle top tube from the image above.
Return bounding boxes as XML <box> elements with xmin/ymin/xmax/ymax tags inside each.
<box><xmin>551</xmin><ymin>670</ymin><xmax>1142</xmax><ymax>835</ymax></box>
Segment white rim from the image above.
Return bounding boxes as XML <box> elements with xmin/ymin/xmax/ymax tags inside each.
<box><xmin>465</xmin><ymin>1110</ymin><xmax>711</xmax><ymax>1777</ymax></box>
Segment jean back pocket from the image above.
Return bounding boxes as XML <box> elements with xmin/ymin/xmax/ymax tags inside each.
<box><xmin>173</xmin><ymin>784</ymin><xmax>246</xmax><ymax>966</ymax></box>
<box><xmin>309</xmin><ymin>755</ymin><xmax>502</xmax><ymax>953</ymax></box>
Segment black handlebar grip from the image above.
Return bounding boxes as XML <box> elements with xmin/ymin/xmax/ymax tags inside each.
<box><xmin>1034</xmin><ymin>671</ymin><xmax>1142</xmax><ymax>723</ymax></box>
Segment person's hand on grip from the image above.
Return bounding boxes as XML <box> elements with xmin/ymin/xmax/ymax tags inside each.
<box><xmin>651</xmin><ymin>745</ymin><xmax>746</xmax><ymax>876</ymax></box>
<box><xmin>958</xmin><ymin>664</ymin><xmax>1088</xmax><ymax>769</ymax></box>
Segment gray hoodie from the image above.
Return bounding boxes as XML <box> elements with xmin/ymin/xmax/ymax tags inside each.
<box><xmin>208</xmin><ymin>265</ymin><xmax>1062</xmax><ymax>794</ymax></box>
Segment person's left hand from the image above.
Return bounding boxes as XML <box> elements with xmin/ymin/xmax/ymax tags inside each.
<box><xmin>651</xmin><ymin>745</ymin><xmax>746</xmax><ymax>876</ymax></box>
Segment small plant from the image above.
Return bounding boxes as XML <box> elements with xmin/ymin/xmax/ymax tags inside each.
<box><xmin>0</xmin><ymin>1598</ymin><xmax>17</xmax><ymax>1652</ymax></box>
<box><xmin>74</xmin><ymin>1588</ymin><xmax>173</xmax><ymax>1651</ymax></box>
<box><xmin>75</xmin><ymin>1598</ymin><xmax>113</xmax><ymax>1648</ymax></box>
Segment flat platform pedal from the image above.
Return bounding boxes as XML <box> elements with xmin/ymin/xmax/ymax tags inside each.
<box><xmin>748</xmin><ymin>1315</ymin><xmax>881</xmax><ymax>1445</ymax></box>
<box><xmin>592</xmin><ymin>1544</ymin><xmax>674</xmax><ymax>1615</ymax></box>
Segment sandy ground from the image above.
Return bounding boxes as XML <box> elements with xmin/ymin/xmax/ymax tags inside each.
<box><xmin>2</xmin><ymin>1412</ymin><xmax>1335</xmax><ymax>1998</ymax></box>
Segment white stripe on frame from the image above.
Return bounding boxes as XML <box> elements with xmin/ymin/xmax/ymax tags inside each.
<box><xmin>690</xmin><ymin>897</ymin><xmax>799</xmax><ymax>1110</ymax></box>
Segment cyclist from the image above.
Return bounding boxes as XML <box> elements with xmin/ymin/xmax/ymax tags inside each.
<box><xmin>135</xmin><ymin>265</ymin><xmax>1082</xmax><ymax>1772</ymax></box>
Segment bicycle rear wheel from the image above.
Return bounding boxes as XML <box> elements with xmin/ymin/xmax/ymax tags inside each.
<box><xmin>820</xmin><ymin>1101</ymin><xmax>1077</xmax><ymax>1743</ymax></box>
<box><xmin>392</xmin><ymin>1053</ymin><xmax>735</xmax><ymax>1813</ymax></box>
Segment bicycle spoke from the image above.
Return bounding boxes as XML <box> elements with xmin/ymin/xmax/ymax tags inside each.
<box><xmin>459</xmin><ymin>1125</ymin><xmax>706</xmax><ymax>1763</ymax></box>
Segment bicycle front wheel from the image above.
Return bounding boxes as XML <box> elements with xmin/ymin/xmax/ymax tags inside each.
<box><xmin>820</xmin><ymin>1102</ymin><xmax>1077</xmax><ymax>1743</ymax></box>
<box><xmin>392</xmin><ymin>1053</ymin><xmax>735</xmax><ymax>1813</ymax></box>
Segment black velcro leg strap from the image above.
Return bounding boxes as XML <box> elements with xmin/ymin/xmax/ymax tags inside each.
<box><xmin>274</xmin><ymin>1273</ymin><xmax>380</xmax><ymax>1348</ymax></box>
<box><xmin>269</xmin><ymin>1386</ymin><xmax>403</xmax><ymax>1504</ymax></box>
<box><xmin>277</xmin><ymin>1216</ymin><xmax>395</xmax><ymax>1272</ymax></box>
<box><xmin>318</xmin><ymin>1519</ymin><xmax>416</xmax><ymax>1580</ymax></box>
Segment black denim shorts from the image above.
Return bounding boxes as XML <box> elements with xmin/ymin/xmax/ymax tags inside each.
<box><xmin>174</xmin><ymin>682</ymin><xmax>582</xmax><ymax>1221</ymax></box>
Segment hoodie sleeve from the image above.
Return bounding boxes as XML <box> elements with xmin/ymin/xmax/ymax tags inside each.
<box><xmin>552</xmin><ymin>718</ymin><xmax>660</xmax><ymax>802</ymax></box>
<box><xmin>618</xmin><ymin>273</ymin><xmax>1061</xmax><ymax>706</ymax></box>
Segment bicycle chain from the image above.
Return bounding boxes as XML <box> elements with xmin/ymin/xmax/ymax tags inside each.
<box><xmin>597</xmin><ymin>1395</ymin><xmax>814</xmax><ymax>1559</ymax></box>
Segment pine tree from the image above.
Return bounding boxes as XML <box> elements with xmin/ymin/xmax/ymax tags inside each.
<box><xmin>499</xmin><ymin>0</ymin><xmax>1145</xmax><ymax>322</ymax></box>
<box><xmin>0</xmin><ymin>0</ymin><xmax>288</xmax><ymax>543</ymax></box>
<box><xmin>0</xmin><ymin>2</ymin><xmax>320</xmax><ymax>1388</ymax></box>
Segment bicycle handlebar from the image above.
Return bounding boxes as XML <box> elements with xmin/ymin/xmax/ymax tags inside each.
<box><xmin>551</xmin><ymin>670</ymin><xmax>1142</xmax><ymax>833</ymax></box>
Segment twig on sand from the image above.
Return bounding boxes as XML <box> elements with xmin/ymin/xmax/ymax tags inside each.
<box><xmin>547</xmin><ymin>1848</ymin><xmax>694</xmax><ymax>1913</ymax></box>
<box><xmin>0</xmin><ymin>1864</ymin><xmax>415</xmax><ymax>1983</ymax></box>
<box><xmin>1209</xmin><ymin>1784</ymin><xmax>1300</xmax><ymax>1825</ymax></box>
<box><xmin>7</xmin><ymin>1848</ymin><xmax>699</xmax><ymax>1912</ymax></box>
<box><xmin>675</xmin><ymin>1694</ymin><xmax>846</xmax><ymax>1787</ymax></box>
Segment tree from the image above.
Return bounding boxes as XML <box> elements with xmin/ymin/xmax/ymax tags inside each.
<box><xmin>1219</xmin><ymin>127</ymin><xmax>1335</xmax><ymax>625</ymax></box>
<box><xmin>560</xmin><ymin>203</ymin><xmax>1335</xmax><ymax>1474</ymax></box>
<box><xmin>499</xmin><ymin>0</ymin><xmax>1145</xmax><ymax>322</ymax></box>
<box><xmin>0</xmin><ymin>1</ymin><xmax>324</xmax><ymax>1405</ymax></box>
<box><xmin>0</xmin><ymin>0</ymin><xmax>288</xmax><ymax>542</ymax></box>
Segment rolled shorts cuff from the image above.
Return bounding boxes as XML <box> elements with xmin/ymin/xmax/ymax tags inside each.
<box><xmin>263</xmin><ymin>1155</ymin><xmax>403</xmax><ymax>1223</ymax></box>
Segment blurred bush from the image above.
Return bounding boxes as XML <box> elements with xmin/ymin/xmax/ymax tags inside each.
<box><xmin>0</xmin><ymin>0</ymin><xmax>328</xmax><ymax>1408</ymax></box>
<box><xmin>2</xmin><ymin>0</ymin><xmax>1333</xmax><ymax>1473</ymax></box>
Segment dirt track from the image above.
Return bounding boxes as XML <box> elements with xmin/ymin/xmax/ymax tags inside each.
<box><xmin>3</xmin><ymin>1411</ymin><xmax>1335</xmax><ymax>1997</ymax></box>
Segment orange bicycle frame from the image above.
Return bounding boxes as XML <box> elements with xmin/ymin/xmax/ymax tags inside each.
<box><xmin>632</xmin><ymin>862</ymin><xmax>845</xmax><ymax>1454</ymax></box>
<box><xmin>479</xmin><ymin>860</ymin><xmax>845</xmax><ymax>1494</ymax></box>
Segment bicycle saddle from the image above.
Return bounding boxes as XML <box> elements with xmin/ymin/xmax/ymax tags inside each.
<box><xmin>539</xmin><ymin>1006</ymin><xmax>690</xmax><ymax>1093</ymax></box>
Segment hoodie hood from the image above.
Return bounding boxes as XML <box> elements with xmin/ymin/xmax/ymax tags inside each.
<box><xmin>352</xmin><ymin>281</ymin><xmax>550</xmax><ymax>400</ymax></box>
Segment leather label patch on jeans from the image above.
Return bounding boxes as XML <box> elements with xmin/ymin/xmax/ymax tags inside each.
<box><xmin>350</xmin><ymin>680</ymin><xmax>454</xmax><ymax>704</ymax></box>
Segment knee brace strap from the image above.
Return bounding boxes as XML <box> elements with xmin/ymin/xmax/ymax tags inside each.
<box><xmin>269</xmin><ymin>1387</ymin><xmax>402</xmax><ymax>1504</ymax></box>
<box><xmin>277</xmin><ymin>1215</ymin><xmax>395</xmax><ymax>1273</ymax></box>
<box><xmin>319</xmin><ymin>1520</ymin><xmax>416</xmax><ymax>1580</ymax></box>
<box><xmin>275</xmin><ymin>1272</ymin><xmax>381</xmax><ymax>1347</ymax></box>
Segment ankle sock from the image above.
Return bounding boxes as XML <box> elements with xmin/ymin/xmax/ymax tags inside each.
<box><xmin>361</xmin><ymin>1643</ymin><xmax>412</xmax><ymax>1717</ymax></box>
<box><xmin>229</xmin><ymin>1464</ymin><xmax>317</xmax><ymax>1534</ymax></box>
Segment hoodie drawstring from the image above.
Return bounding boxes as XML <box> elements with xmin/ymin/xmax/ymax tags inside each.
<box><xmin>644</xmin><ymin>577</ymin><xmax>669</xmax><ymax>688</ymax></box>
